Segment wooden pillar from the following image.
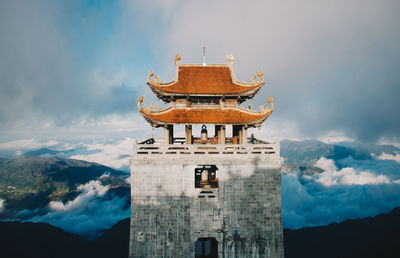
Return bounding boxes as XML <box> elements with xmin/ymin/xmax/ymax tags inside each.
<box><xmin>220</xmin><ymin>125</ymin><xmax>226</xmax><ymax>144</ymax></box>
<box><xmin>242</xmin><ymin>126</ymin><xmax>247</xmax><ymax>144</ymax></box>
<box><xmin>164</xmin><ymin>125</ymin><xmax>169</xmax><ymax>144</ymax></box>
<box><xmin>164</xmin><ymin>125</ymin><xmax>174</xmax><ymax>144</ymax></box>
<box><xmin>233</xmin><ymin>125</ymin><xmax>244</xmax><ymax>144</ymax></box>
<box><xmin>185</xmin><ymin>125</ymin><xmax>192</xmax><ymax>144</ymax></box>
<box><xmin>169</xmin><ymin>125</ymin><xmax>174</xmax><ymax>144</ymax></box>
<box><xmin>238</xmin><ymin>125</ymin><xmax>243</xmax><ymax>144</ymax></box>
<box><xmin>215</xmin><ymin>125</ymin><xmax>221</xmax><ymax>144</ymax></box>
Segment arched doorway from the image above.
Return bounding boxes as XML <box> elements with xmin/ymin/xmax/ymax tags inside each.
<box><xmin>195</xmin><ymin>237</ymin><xmax>218</xmax><ymax>258</ymax></box>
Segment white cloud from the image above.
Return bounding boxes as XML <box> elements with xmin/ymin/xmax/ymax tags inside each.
<box><xmin>377</xmin><ymin>137</ymin><xmax>400</xmax><ymax>148</ymax></box>
<box><xmin>0</xmin><ymin>198</ymin><xmax>5</xmax><ymax>213</ymax></box>
<box><xmin>26</xmin><ymin>176</ymin><xmax>130</xmax><ymax>238</ymax></box>
<box><xmin>376</xmin><ymin>153</ymin><xmax>400</xmax><ymax>163</ymax></box>
<box><xmin>315</xmin><ymin>157</ymin><xmax>337</xmax><ymax>172</ymax></box>
<box><xmin>249</xmin><ymin>119</ymin><xmax>307</xmax><ymax>142</ymax></box>
<box><xmin>0</xmin><ymin>112</ymin><xmax>149</xmax><ymax>144</ymax></box>
<box><xmin>315</xmin><ymin>157</ymin><xmax>391</xmax><ymax>186</ymax></box>
<box><xmin>49</xmin><ymin>180</ymin><xmax>109</xmax><ymax>212</ymax></box>
<box><xmin>318</xmin><ymin>167</ymin><xmax>391</xmax><ymax>186</ymax></box>
<box><xmin>0</xmin><ymin>139</ymin><xmax>58</xmax><ymax>152</ymax></box>
<box><xmin>70</xmin><ymin>137</ymin><xmax>133</xmax><ymax>170</ymax></box>
<box><xmin>318</xmin><ymin>131</ymin><xmax>355</xmax><ymax>144</ymax></box>
<box><xmin>282</xmin><ymin>157</ymin><xmax>400</xmax><ymax>229</ymax></box>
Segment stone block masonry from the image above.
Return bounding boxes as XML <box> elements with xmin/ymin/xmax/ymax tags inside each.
<box><xmin>129</xmin><ymin>154</ymin><xmax>284</xmax><ymax>258</ymax></box>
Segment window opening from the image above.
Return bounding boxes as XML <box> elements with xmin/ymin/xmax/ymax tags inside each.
<box><xmin>195</xmin><ymin>165</ymin><xmax>218</xmax><ymax>188</ymax></box>
<box><xmin>191</xmin><ymin>97</ymin><xmax>219</xmax><ymax>105</ymax></box>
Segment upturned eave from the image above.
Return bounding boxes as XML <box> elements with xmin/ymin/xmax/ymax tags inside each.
<box><xmin>137</xmin><ymin>97</ymin><xmax>274</xmax><ymax>128</ymax></box>
<box><xmin>146</xmin><ymin>55</ymin><xmax>265</xmax><ymax>102</ymax></box>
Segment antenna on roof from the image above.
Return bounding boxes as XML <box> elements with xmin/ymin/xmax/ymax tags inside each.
<box><xmin>202</xmin><ymin>45</ymin><xmax>206</xmax><ymax>66</ymax></box>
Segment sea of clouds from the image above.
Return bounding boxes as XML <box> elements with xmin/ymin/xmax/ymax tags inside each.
<box><xmin>1</xmin><ymin>174</ymin><xmax>130</xmax><ymax>239</ymax></box>
<box><xmin>1</xmin><ymin>138</ymin><xmax>400</xmax><ymax>235</ymax></box>
<box><xmin>282</xmin><ymin>156</ymin><xmax>400</xmax><ymax>229</ymax></box>
<box><xmin>27</xmin><ymin>175</ymin><xmax>130</xmax><ymax>238</ymax></box>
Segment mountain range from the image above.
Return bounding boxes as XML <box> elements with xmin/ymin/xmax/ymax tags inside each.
<box><xmin>0</xmin><ymin>156</ymin><xmax>129</xmax><ymax>216</ymax></box>
<box><xmin>0</xmin><ymin>139</ymin><xmax>399</xmax><ymax>256</ymax></box>
<box><xmin>1</xmin><ymin>207</ymin><xmax>399</xmax><ymax>258</ymax></box>
<box><xmin>281</xmin><ymin>139</ymin><xmax>399</xmax><ymax>174</ymax></box>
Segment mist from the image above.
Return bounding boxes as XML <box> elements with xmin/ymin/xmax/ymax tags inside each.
<box><xmin>9</xmin><ymin>175</ymin><xmax>130</xmax><ymax>239</ymax></box>
<box><xmin>282</xmin><ymin>156</ymin><xmax>400</xmax><ymax>229</ymax></box>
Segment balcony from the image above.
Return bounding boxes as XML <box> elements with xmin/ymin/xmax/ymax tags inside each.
<box><xmin>133</xmin><ymin>137</ymin><xmax>280</xmax><ymax>158</ymax></box>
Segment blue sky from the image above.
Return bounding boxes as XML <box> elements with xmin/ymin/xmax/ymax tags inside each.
<box><xmin>0</xmin><ymin>0</ymin><xmax>399</xmax><ymax>144</ymax></box>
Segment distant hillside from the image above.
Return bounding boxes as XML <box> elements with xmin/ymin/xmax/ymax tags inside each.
<box><xmin>279</xmin><ymin>139</ymin><xmax>400</xmax><ymax>175</ymax></box>
<box><xmin>1</xmin><ymin>207</ymin><xmax>399</xmax><ymax>258</ymax></box>
<box><xmin>23</xmin><ymin>147</ymin><xmax>71</xmax><ymax>157</ymax></box>
<box><xmin>0</xmin><ymin>221</ymin><xmax>90</xmax><ymax>258</ymax></box>
<box><xmin>0</xmin><ymin>219</ymin><xmax>129</xmax><ymax>258</ymax></box>
<box><xmin>0</xmin><ymin>156</ymin><xmax>128</xmax><ymax>212</ymax></box>
<box><xmin>284</xmin><ymin>207</ymin><xmax>400</xmax><ymax>258</ymax></box>
<box><xmin>281</xmin><ymin>139</ymin><xmax>370</xmax><ymax>165</ymax></box>
<box><xmin>281</xmin><ymin>139</ymin><xmax>400</xmax><ymax>165</ymax></box>
<box><xmin>14</xmin><ymin>139</ymin><xmax>400</xmax><ymax>177</ymax></box>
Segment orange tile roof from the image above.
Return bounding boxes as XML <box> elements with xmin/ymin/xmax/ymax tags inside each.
<box><xmin>140</xmin><ymin>108</ymin><xmax>271</xmax><ymax>125</ymax></box>
<box><xmin>148</xmin><ymin>66</ymin><xmax>262</xmax><ymax>94</ymax></box>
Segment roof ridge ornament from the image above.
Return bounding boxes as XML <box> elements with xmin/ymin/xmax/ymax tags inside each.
<box><xmin>137</xmin><ymin>96</ymin><xmax>144</xmax><ymax>111</ymax></box>
<box><xmin>260</xmin><ymin>97</ymin><xmax>274</xmax><ymax>114</ymax></box>
<box><xmin>147</xmin><ymin>54</ymin><xmax>265</xmax><ymax>101</ymax></box>
<box><xmin>148</xmin><ymin>71</ymin><xmax>161</xmax><ymax>85</ymax></box>
<box><xmin>137</xmin><ymin>96</ymin><xmax>155</xmax><ymax>114</ymax></box>
<box><xmin>226</xmin><ymin>54</ymin><xmax>234</xmax><ymax>66</ymax></box>
<box><xmin>251</xmin><ymin>70</ymin><xmax>264</xmax><ymax>84</ymax></box>
<box><xmin>225</xmin><ymin>54</ymin><xmax>264</xmax><ymax>86</ymax></box>
<box><xmin>174</xmin><ymin>54</ymin><xmax>181</xmax><ymax>66</ymax></box>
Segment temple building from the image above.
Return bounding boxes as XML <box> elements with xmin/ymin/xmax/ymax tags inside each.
<box><xmin>129</xmin><ymin>54</ymin><xmax>284</xmax><ymax>257</ymax></box>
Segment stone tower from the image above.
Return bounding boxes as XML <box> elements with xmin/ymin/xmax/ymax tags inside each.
<box><xmin>129</xmin><ymin>54</ymin><xmax>284</xmax><ymax>257</ymax></box>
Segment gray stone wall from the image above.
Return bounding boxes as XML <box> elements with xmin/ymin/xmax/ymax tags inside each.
<box><xmin>129</xmin><ymin>155</ymin><xmax>283</xmax><ymax>258</ymax></box>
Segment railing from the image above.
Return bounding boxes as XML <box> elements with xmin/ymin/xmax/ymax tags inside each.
<box><xmin>172</xmin><ymin>137</ymin><xmax>234</xmax><ymax>144</ymax></box>
<box><xmin>133</xmin><ymin>138</ymin><xmax>280</xmax><ymax>158</ymax></box>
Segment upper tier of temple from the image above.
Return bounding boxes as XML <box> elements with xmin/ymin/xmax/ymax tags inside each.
<box><xmin>147</xmin><ymin>54</ymin><xmax>264</xmax><ymax>103</ymax></box>
<box><xmin>138</xmin><ymin>54</ymin><xmax>274</xmax><ymax>144</ymax></box>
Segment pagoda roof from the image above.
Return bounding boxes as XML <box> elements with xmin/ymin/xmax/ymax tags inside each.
<box><xmin>147</xmin><ymin>55</ymin><xmax>265</xmax><ymax>102</ymax></box>
<box><xmin>137</xmin><ymin>96</ymin><xmax>274</xmax><ymax>127</ymax></box>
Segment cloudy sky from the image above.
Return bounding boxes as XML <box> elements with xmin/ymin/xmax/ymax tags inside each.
<box><xmin>1</xmin><ymin>0</ymin><xmax>399</xmax><ymax>144</ymax></box>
